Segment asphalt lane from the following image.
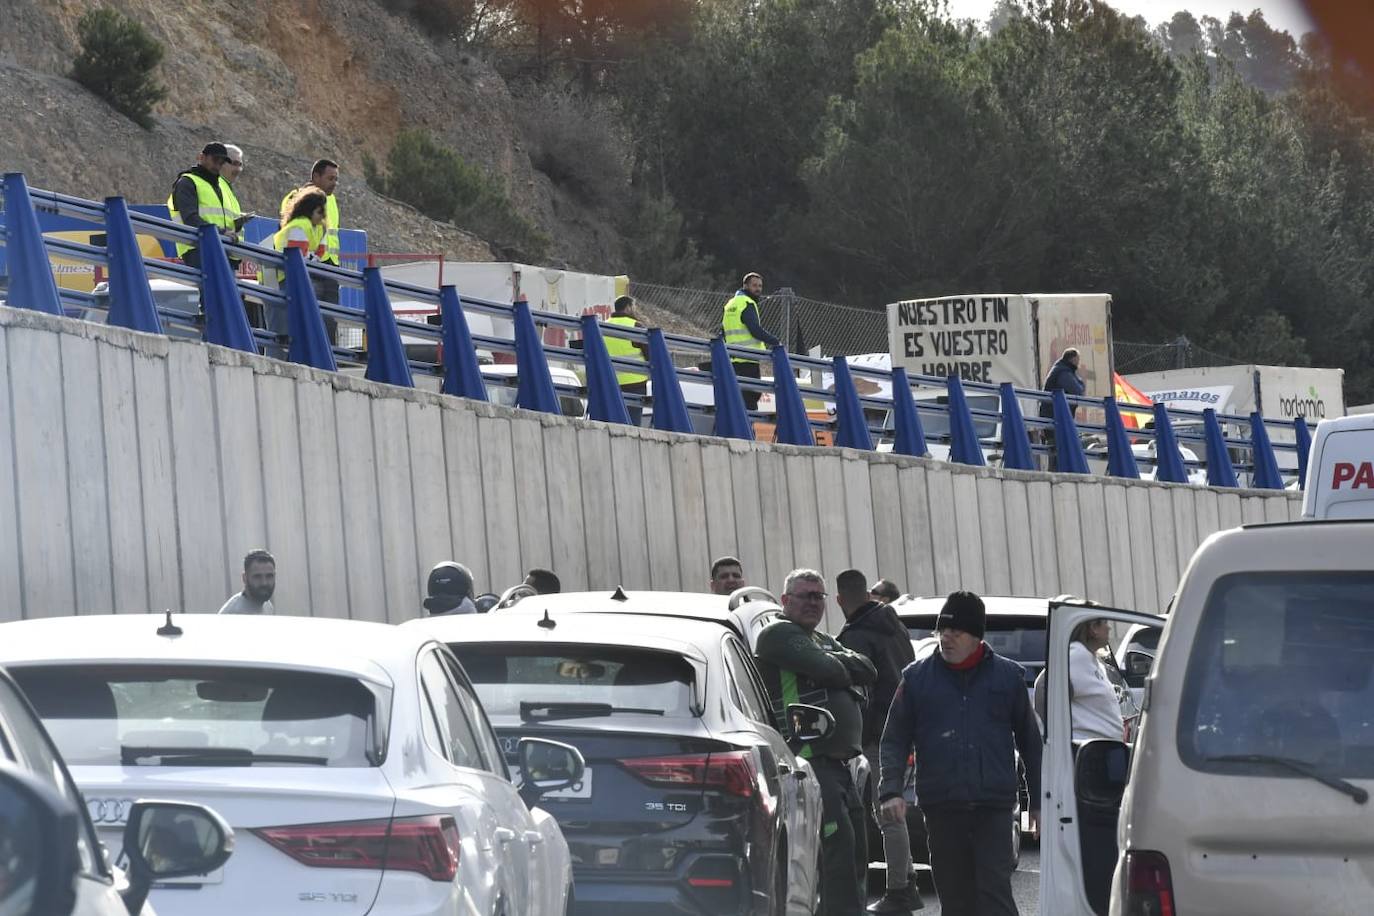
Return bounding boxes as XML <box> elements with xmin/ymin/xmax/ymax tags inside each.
<box><xmin>867</xmin><ymin>844</ymin><xmax>1040</xmax><ymax>915</ymax></box>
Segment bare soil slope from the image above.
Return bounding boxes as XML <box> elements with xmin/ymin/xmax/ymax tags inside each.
<box><xmin>0</xmin><ymin>0</ymin><xmax>622</xmax><ymax>270</ymax></box>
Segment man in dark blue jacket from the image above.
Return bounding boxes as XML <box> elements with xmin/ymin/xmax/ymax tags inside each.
<box><xmin>1039</xmin><ymin>347</ymin><xmax>1085</xmax><ymax>471</ymax></box>
<box><xmin>877</xmin><ymin>592</ymin><xmax>1042</xmax><ymax>916</ymax></box>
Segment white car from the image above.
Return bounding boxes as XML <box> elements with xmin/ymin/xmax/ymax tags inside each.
<box><xmin>0</xmin><ymin>614</ymin><xmax>578</xmax><ymax>916</ymax></box>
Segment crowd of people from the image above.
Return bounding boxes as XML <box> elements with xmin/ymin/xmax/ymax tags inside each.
<box><xmin>217</xmin><ymin>547</ymin><xmax>1131</xmax><ymax>915</ymax></box>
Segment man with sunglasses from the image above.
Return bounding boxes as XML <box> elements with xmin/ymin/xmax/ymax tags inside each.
<box><xmin>167</xmin><ymin>142</ymin><xmax>239</xmax><ymax>271</ymax></box>
<box><xmin>756</xmin><ymin>569</ymin><xmax>877</xmax><ymax>916</ymax></box>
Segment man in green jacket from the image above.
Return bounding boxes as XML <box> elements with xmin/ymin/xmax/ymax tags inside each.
<box><xmin>756</xmin><ymin>568</ymin><xmax>878</xmax><ymax>916</ymax></box>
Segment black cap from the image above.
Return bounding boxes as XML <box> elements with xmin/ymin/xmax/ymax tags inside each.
<box><xmin>935</xmin><ymin>591</ymin><xmax>986</xmax><ymax>639</ymax></box>
<box><xmin>201</xmin><ymin>142</ymin><xmax>230</xmax><ymax>158</ymax></box>
<box><xmin>424</xmin><ymin>562</ymin><xmax>474</xmax><ymax>613</ymax></box>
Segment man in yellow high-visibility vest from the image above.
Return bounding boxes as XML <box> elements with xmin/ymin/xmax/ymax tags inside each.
<box><xmin>167</xmin><ymin>142</ymin><xmax>238</xmax><ymax>271</ymax></box>
<box><xmin>605</xmin><ymin>295</ymin><xmax>650</xmax><ymax>425</ymax></box>
<box><xmin>721</xmin><ymin>271</ymin><xmax>780</xmax><ymax>410</ymax></box>
<box><xmin>282</xmin><ymin>158</ymin><xmax>341</xmax><ymax>341</ymax></box>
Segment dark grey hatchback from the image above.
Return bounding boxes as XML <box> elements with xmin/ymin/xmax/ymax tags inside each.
<box><xmin>409</xmin><ymin>603</ymin><xmax>824</xmax><ymax>916</ymax></box>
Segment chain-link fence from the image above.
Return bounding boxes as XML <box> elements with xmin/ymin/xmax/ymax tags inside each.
<box><xmin>628</xmin><ymin>281</ymin><xmax>889</xmax><ymax>357</ymax></box>
<box><xmin>1114</xmin><ymin>337</ymin><xmax>1245</xmax><ymax>375</ymax></box>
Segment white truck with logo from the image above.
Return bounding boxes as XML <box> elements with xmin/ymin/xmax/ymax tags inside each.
<box><xmin>1125</xmin><ymin>364</ymin><xmax>1346</xmax><ymax>478</ymax></box>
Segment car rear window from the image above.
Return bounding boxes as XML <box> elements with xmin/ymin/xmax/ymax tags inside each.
<box><xmin>11</xmin><ymin>665</ymin><xmax>384</xmax><ymax>767</ymax></box>
<box><xmin>451</xmin><ymin>643</ymin><xmax>696</xmax><ymax>718</ymax></box>
<box><xmin>904</xmin><ymin>613</ymin><xmax>1048</xmax><ymax>664</ymax></box>
<box><xmin>1179</xmin><ymin>572</ymin><xmax>1374</xmax><ymax>777</ymax></box>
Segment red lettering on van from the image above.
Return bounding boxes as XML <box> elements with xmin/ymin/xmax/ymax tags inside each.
<box><xmin>1332</xmin><ymin>461</ymin><xmax>1374</xmax><ymax>489</ymax></box>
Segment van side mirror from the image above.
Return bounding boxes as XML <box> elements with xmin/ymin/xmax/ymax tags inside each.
<box><xmin>121</xmin><ymin>800</ymin><xmax>234</xmax><ymax>915</ymax></box>
<box><xmin>0</xmin><ymin>768</ymin><xmax>79</xmax><ymax>916</ymax></box>
<box><xmin>516</xmin><ymin>737</ymin><xmax>586</xmax><ymax>805</ymax></box>
<box><xmin>1074</xmin><ymin>739</ymin><xmax>1131</xmax><ymax>814</ymax></box>
<box><xmin>786</xmin><ymin>703</ymin><xmax>835</xmax><ymax>750</ymax></box>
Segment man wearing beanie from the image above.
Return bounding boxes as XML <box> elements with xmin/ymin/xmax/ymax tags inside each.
<box><xmin>423</xmin><ymin>561</ymin><xmax>477</xmax><ymax>616</ymax></box>
<box><xmin>756</xmin><ymin>569</ymin><xmax>877</xmax><ymax>916</ymax></box>
<box><xmin>876</xmin><ymin>591</ymin><xmax>1041</xmax><ymax>916</ymax></box>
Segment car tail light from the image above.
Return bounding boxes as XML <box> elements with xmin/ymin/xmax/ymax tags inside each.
<box><xmin>254</xmin><ymin>815</ymin><xmax>461</xmax><ymax>882</ymax></box>
<box><xmin>618</xmin><ymin>751</ymin><xmax>757</xmax><ymax>797</ymax></box>
<box><xmin>1123</xmin><ymin>850</ymin><xmax>1175</xmax><ymax>916</ymax></box>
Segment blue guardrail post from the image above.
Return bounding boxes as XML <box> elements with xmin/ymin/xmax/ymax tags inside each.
<box><xmin>580</xmin><ymin>314</ymin><xmax>631</xmax><ymax>425</ymax></box>
<box><xmin>362</xmin><ymin>266</ymin><xmax>415</xmax><ymax>388</ymax></box>
<box><xmin>648</xmin><ymin>329</ymin><xmax>693</xmax><ymax>434</ymax></box>
<box><xmin>439</xmin><ymin>286</ymin><xmax>488</xmax><ymax>401</ymax></box>
<box><xmin>771</xmin><ymin>347</ymin><xmax>815</xmax><ymax>447</ymax></box>
<box><xmin>890</xmin><ymin>368</ymin><xmax>929</xmax><ymax>458</ymax></box>
<box><xmin>2</xmin><ymin>172</ymin><xmax>64</xmax><ymax>316</ymax></box>
<box><xmin>946</xmin><ymin>376</ymin><xmax>987</xmax><ymax>467</ymax></box>
<box><xmin>103</xmin><ymin>196</ymin><xmax>163</xmax><ymax>334</ymax></box>
<box><xmin>284</xmin><ymin>248</ymin><xmax>337</xmax><ymax>372</ymax></box>
<box><xmin>710</xmin><ymin>337</ymin><xmax>754</xmax><ymax>441</ymax></box>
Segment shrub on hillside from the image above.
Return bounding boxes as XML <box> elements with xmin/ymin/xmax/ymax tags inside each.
<box><xmin>364</xmin><ymin>129</ymin><xmax>549</xmax><ymax>259</ymax></box>
<box><xmin>517</xmin><ymin>85</ymin><xmax>630</xmax><ymax>206</ymax></box>
<box><xmin>70</xmin><ymin>7</ymin><xmax>167</xmax><ymax>129</ymax></box>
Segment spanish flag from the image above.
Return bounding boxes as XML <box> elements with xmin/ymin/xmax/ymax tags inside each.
<box><xmin>1114</xmin><ymin>372</ymin><xmax>1153</xmax><ymax>429</ymax></box>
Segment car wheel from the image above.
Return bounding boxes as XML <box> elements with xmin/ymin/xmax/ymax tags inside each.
<box><xmin>564</xmin><ymin>884</ymin><xmax>575</xmax><ymax>916</ymax></box>
<box><xmin>770</xmin><ymin>841</ymin><xmax>789</xmax><ymax>916</ymax></box>
<box><xmin>1011</xmin><ymin>812</ymin><xmax>1022</xmax><ymax>869</ymax></box>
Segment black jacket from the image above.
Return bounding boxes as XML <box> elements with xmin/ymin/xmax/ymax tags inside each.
<box><xmin>1040</xmin><ymin>358</ymin><xmax>1085</xmax><ymax>418</ymax></box>
<box><xmin>171</xmin><ymin>166</ymin><xmax>226</xmax><ymax>231</ymax></box>
<box><xmin>879</xmin><ymin>645</ymin><xmax>1042</xmax><ymax>811</ymax></box>
<box><xmin>837</xmin><ymin>601</ymin><xmax>915</xmax><ymax>745</ymax></box>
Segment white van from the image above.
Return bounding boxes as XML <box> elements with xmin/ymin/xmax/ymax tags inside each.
<box><xmin>1301</xmin><ymin>413</ymin><xmax>1374</xmax><ymax>519</ymax></box>
<box><xmin>1038</xmin><ymin>523</ymin><xmax>1374</xmax><ymax>915</ymax></box>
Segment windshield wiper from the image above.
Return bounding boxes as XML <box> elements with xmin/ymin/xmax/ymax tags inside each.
<box><xmin>1204</xmin><ymin>754</ymin><xmax>1369</xmax><ymax>804</ymax></box>
<box><xmin>519</xmin><ymin>701</ymin><xmax>666</xmax><ymax>721</ymax></box>
<box><xmin>121</xmin><ymin>745</ymin><xmax>328</xmax><ymax>766</ymax></box>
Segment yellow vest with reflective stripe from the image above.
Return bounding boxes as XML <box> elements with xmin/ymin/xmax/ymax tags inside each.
<box><xmin>604</xmin><ymin>314</ymin><xmax>648</xmax><ymax>386</ymax></box>
<box><xmin>221</xmin><ymin>180</ymin><xmax>243</xmax><ymax>226</ymax></box>
<box><xmin>722</xmin><ymin>292</ymin><xmax>767</xmax><ymax>362</ymax></box>
<box><xmin>166</xmin><ymin>172</ymin><xmax>234</xmax><ymax>258</ymax></box>
<box><xmin>273</xmin><ymin>217</ymin><xmax>325</xmax><ymax>255</ymax></box>
<box><xmin>281</xmin><ymin>187</ymin><xmax>340</xmax><ymax>264</ymax></box>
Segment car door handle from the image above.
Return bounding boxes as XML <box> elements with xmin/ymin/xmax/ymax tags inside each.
<box><xmin>778</xmin><ymin>763</ymin><xmax>793</xmax><ymax>776</ymax></box>
<box><xmin>494</xmin><ymin>827</ymin><xmax>518</xmax><ymax>844</ymax></box>
<box><xmin>794</xmin><ymin>769</ymin><xmax>808</xmax><ymax>781</ymax></box>
<box><xmin>524</xmin><ymin>830</ymin><xmax>544</xmax><ymax>846</ymax></box>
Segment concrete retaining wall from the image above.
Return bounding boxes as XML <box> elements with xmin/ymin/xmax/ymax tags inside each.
<box><xmin>0</xmin><ymin>308</ymin><xmax>1304</xmax><ymax>632</ymax></box>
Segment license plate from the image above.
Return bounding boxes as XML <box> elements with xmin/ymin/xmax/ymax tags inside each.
<box><xmin>513</xmin><ymin>765</ymin><xmax>593</xmax><ymax>800</ymax></box>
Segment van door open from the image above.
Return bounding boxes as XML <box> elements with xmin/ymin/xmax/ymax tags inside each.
<box><xmin>1042</xmin><ymin>601</ymin><xmax>1166</xmax><ymax>916</ymax></box>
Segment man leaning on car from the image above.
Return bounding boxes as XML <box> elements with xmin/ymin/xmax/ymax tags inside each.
<box><xmin>756</xmin><ymin>568</ymin><xmax>877</xmax><ymax>916</ymax></box>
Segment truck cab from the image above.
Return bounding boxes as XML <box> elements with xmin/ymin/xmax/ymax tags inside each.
<box><xmin>1301</xmin><ymin>413</ymin><xmax>1374</xmax><ymax>519</ymax></box>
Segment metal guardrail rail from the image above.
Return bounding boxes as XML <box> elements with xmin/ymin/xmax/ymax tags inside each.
<box><xmin>0</xmin><ymin>172</ymin><xmax>1313</xmax><ymax>491</ymax></box>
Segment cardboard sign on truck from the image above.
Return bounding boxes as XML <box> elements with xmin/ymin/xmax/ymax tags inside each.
<box><xmin>885</xmin><ymin>293</ymin><xmax>1113</xmax><ymax>399</ymax></box>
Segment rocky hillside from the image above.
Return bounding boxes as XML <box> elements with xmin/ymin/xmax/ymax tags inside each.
<box><xmin>0</xmin><ymin>0</ymin><xmax>623</xmax><ymax>270</ymax></box>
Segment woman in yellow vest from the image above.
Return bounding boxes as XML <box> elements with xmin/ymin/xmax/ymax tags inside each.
<box><xmin>605</xmin><ymin>295</ymin><xmax>650</xmax><ymax>425</ymax></box>
<box><xmin>273</xmin><ymin>190</ymin><xmax>328</xmax><ymax>263</ymax></box>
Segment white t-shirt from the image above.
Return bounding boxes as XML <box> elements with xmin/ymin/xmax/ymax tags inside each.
<box><xmin>1069</xmin><ymin>641</ymin><xmax>1125</xmax><ymax>742</ymax></box>
<box><xmin>218</xmin><ymin>593</ymin><xmax>274</xmax><ymax>615</ymax></box>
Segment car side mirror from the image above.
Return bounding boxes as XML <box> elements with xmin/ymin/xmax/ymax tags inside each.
<box><xmin>0</xmin><ymin>767</ymin><xmax>79</xmax><ymax>916</ymax></box>
<box><xmin>785</xmin><ymin>703</ymin><xmax>835</xmax><ymax>750</ymax></box>
<box><xmin>1074</xmin><ymin>739</ymin><xmax>1131</xmax><ymax>813</ymax></box>
<box><xmin>1123</xmin><ymin>650</ymin><xmax>1154</xmax><ymax>687</ymax></box>
<box><xmin>516</xmin><ymin>737</ymin><xmax>586</xmax><ymax>805</ymax></box>
<box><xmin>121</xmin><ymin>800</ymin><xmax>234</xmax><ymax>915</ymax></box>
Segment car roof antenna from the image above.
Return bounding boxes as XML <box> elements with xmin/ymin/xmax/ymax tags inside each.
<box><xmin>156</xmin><ymin>609</ymin><xmax>183</xmax><ymax>637</ymax></box>
<box><xmin>611</xmin><ymin>586</ymin><xmax>629</xmax><ymax>602</ymax></box>
<box><xmin>537</xmin><ymin>610</ymin><xmax>557</xmax><ymax>630</ymax></box>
